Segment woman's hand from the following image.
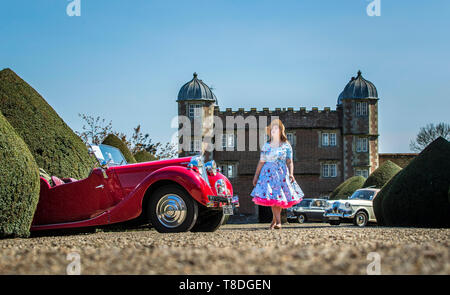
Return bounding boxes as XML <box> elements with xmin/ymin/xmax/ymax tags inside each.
<box><xmin>289</xmin><ymin>174</ymin><xmax>296</xmax><ymax>183</ymax></box>
<box><xmin>253</xmin><ymin>175</ymin><xmax>258</xmax><ymax>186</ymax></box>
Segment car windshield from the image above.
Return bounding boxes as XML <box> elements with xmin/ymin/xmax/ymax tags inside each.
<box><xmin>311</xmin><ymin>200</ymin><xmax>326</xmax><ymax>207</ymax></box>
<box><xmin>298</xmin><ymin>199</ymin><xmax>312</xmax><ymax>207</ymax></box>
<box><xmin>349</xmin><ymin>190</ymin><xmax>375</xmax><ymax>200</ymax></box>
<box><xmin>91</xmin><ymin>144</ymin><xmax>127</xmax><ymax>167</ymax></box>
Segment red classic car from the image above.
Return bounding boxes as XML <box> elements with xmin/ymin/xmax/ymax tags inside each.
<box><xmin>31</xmin><ymin>144</ymin><xmax>239</xmax><ymax>233</ymax></box>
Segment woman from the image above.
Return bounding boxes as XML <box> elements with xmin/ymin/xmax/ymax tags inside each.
<box><xmin>250</xmin><ymin>119</ymin><xmax>304</xmax><ymax>229</ymax></box>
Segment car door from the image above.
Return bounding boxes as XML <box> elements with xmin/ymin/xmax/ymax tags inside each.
<box><xmin>308</xmin><ymin>200</ymin><xmax>323</xmax><ymax>221</ymax></box>
<box><xmin>33</xmin><ymin>169</ymin><xmax>116</xmax><ymax>225</ymax></box>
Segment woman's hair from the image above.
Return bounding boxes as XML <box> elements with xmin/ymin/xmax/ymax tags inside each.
<box><xmin>266</xmin><ymin>119</ymin><xmax>288</xmax><ymax>142</ymax></box>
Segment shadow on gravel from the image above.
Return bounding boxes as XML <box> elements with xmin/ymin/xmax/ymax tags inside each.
<box><xmin>30</xmin><ymin>222</ymin><xmax>152</xmax><ymax>238</ymax></box>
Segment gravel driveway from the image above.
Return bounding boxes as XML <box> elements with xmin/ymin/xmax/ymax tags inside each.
<box><xmin>0</xmin><ymin>223</ymin><xmax>448</xmax><ymax>275</ymax></box>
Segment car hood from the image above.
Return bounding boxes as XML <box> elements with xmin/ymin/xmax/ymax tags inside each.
<box><xmin>341</xmin><ymin>199</ymin><xmax>372</xmax><ymax>206</ymax></box>
<box><xmin>110</xmin><ymin>156</ymin><xmax>193</xmax><ymax>173</ymax></box>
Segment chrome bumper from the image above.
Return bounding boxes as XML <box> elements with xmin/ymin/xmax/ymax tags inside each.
<box><xmin>206</xmin><ymin>195</ymin><xmax>239</xmax><ymax>208</ymax></box>
<box><xmin>324</xmin><ymin>211</ymin><xmax>355</xmax><ymax>219</ymax></box>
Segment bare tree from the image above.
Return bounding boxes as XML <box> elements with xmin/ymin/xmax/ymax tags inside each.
<box><xmin>409</xmin><ymin>122</ymin><xmax>450</xmax><ymax>152</ymax></box>
<box><xmin>154</xmin><ymin>142</ymin><xmax>178</xmax><ymax>160</ymax></box>
<box><xmin>130</xmin><ymin>124</ymin><xmax>160</xmax><ymax>154</ymax></box>
<box><xmin>76</xmin><ymin>114</ymin><xmax>113</xmax><ymax>145</ymax></box>
<box><xmin>76</xmin><ymin>114</ymin><xmax>177</xmax><ymax>160</ymax></box>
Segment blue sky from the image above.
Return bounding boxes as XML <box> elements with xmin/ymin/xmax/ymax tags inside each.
<box><xmin>1</xmin><ymin>0</ymin><xmax>449</xmax><ymax>153</ymax></box>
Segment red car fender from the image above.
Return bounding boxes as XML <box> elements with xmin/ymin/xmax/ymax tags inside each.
<box><xmin>107</xmin><ymin>165</ymin><xmax>212</xmax><ymax>224</ymax></box>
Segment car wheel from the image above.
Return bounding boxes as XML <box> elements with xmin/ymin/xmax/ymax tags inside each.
<box><xmin>354</xmin><ymin>211</ymin><xmax>368</xmax><ymax>227</ymax></box>
<box><xmin>190</xmin><ymin>208</ymin><xmax>226</xmax><ymax>232</ymax></box>
<box><xmin>148</xmin><ymin>185</ymin><xmax>198</xmax><ymax>233</ymax></box>
<box><xmin>297</xmin><ymin>214</ymin><xmax>306</xmax><ymax>224</ymax></box>
<box><xmin>329</xmin><ymin>220</ymin><xmax>340</xmax><ymax>226</ymax></box>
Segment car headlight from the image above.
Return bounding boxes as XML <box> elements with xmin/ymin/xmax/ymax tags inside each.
<box><xmin>215</xmin><ymin>179</ymin><xmax>227</xmax><ymax>196</ymax></box>
<box><xmin>188</xmin><ymin>155</ymin><xmax>210</xmax><ymax>186</ymax></box>
<box><xmin>345</xmin><ymin>202</ymin><xmax>351</xmax><ymax>209</ymax></box>
<box><xmin>205</xmin><ymin>160</ymin><xmax>217</xmax><ymax>176</ymax></box>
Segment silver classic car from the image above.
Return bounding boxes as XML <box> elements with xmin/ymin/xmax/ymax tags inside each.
<box><xmin>324</xmin><ymin>188</ymin><xmax>380</xmax><ymax>227</ymax></box>
<box><xmin>287</xmin><ymin>198</ymin><xmax>329</xmax><ymax>223</ymax></box>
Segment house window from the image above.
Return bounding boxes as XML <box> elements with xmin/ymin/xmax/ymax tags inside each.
<box><xmin>329</xmin><ymin>133</ymin><xmax>336</xmax><ymax>146</ymax></box>
<box><xmin>188</xmin><ymin>103</ymin><xmax>202</xmax><ymax>119</ymax></box>
<box><xmin>356</xmin><ymin>102</ymin><xmax>368</xmax><ymax>116</ymax></box>
<box><xmin>191</xmin><ymin>139</ymin><xmax>202</xmax><ymax>152</ymax></box>
<box><xmin>220</xmin><ymin>163</ymin><xmax>237</xmax><ymax>178</ymax></box>
<box><xmin>227</xmin><ymin>133</ymin><xmax>235</xmax><ymax>149</ymax></box>
<box><xmin>221</xmin><ymin>133</ymin><xmax>227</xmax><ymax>149</ymax></box>
<box><xmin>287</xmin><ymin>133</ymin><xmax>295</xmax><ymax>145</ymax></box>
<box><xmin>220</xmin><ymin>133</ymin><xmax>236</xmax><ymax>150</ymax></box>
<box><xmin>356</xmin><ymin>137</ymin><xmax>368</xmax><ymax>152</ymax></box>
<box><xmin>286</xmin><ymin>132</ymin><xmax>296</xmax><ymax>161</ymax></box>
<box><xmin>322</xmin><ymin>133</ymin><xmax>329</xmax><ymax>146</ymax></box>
<box><xmin>322</xmin><ymin>163</ymin><xmax>337</xmax><ymax>178</ymax></box>
<box><xmin>355</xmin><ymin>169</ymin><xmax>369</xmax><ymax>178</ymax></box>
<box><xmin>322</xmin><ymin>132</ymin><xmax>336</xmax><ymax>147</ymax></box>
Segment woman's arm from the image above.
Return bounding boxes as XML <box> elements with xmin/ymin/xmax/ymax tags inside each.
<box><xmin>286</xmin><ymin>158</ymin><xmax>295</xmax><ymax>182</ymax></box>
<box><xmin>253</xmin><ymin>160</ymin><xmax>265</xmax><ymax>186</ymax></box>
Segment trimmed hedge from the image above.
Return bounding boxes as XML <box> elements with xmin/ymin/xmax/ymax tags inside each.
<box><xmin>0</xmin><ymin>112</ymin><xmax>40</xmax><ymax>238</ymax></box>
<box><xmin>329</xmin><ymin>176</ymin><xmax>366</xmax><ymax>200</ymax></box>
<box><xmin>373</xmin><ymin>172</ymin><xmax>400</xmax><ymax>226</ymax></box>
<box><xmin>134</xmin><ymin>150</ymin><xmax>157</xmax><ymax>163</ymax></box>
<box><xmin>0</xmin><ymin>68</ymin><xmax>95</xmax><ymax>179</ymax></box>
<box><xmin>102</xmin><ymin>134</ymin><xmax>136</xmax><ymax>164</ymax></box>
<box><xmin>373</xmin><ymin>136</ymin><xmax>450</xmax><ymax>227</ymax></box>
<box><xmin>363</xmin><ymin>160</ymin><xmax>402</xmax><ymax>189</ymax></box>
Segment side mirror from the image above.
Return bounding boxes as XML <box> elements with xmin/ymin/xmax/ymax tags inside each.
<box><xmin>100</xmin><ymin>159</ymin><xmax>112</xmax><ymax>169</ymax></box>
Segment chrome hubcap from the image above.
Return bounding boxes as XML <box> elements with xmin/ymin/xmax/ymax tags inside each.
<box><xmin>298</xmin><ymin>215</ymin><xmax>304</xmax><ymax>223</ymax></box>
<box><xmin>156</xmin><ymin>194</ymin><xmax>187</xmax><ymax>228</ymax></box>
<box><xmin>357</xmin><ymin>214</ymin><xmax>366</xmax><ymax>226</ymax></box>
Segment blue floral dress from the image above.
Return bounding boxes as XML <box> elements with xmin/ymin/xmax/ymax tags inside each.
<box><xmin>250</xmin><ymin>141</ymin><xmax>304</xmax><ymax>208</ymax></box>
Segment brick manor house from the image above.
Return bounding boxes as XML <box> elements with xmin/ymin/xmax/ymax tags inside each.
<box><xmin>176</xmin><ymin>71</ymin><xmax>417</xmax><ymax>221</ymax></box>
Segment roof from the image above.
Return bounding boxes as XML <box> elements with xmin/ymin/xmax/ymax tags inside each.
<box><xmin>337</xmin><ymin>70</ymin><xmax>378</xmax><ymax>105</ymax></box>
<box><xmin>177</xmin><ymin>72</ymin><xmax>218</xmax><ymax>104</ymax></box>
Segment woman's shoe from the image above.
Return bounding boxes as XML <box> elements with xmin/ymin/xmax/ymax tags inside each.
<box><xmin>269</xmin><ymin>222</ymin><xmax>275</xmax><ymax>230</ymax></box>
<box><xmin>274</xmin><ymin>223</ymin><xmax>282</xmax><ymax>229</ymax></box>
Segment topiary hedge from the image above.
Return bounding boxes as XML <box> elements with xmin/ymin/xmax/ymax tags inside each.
<box><xmin>373</xmin><ymin>136</ymin><xmax>450</xmax><ymax>227</ymax></box>
<box><xmin>134</xmin><ymin>150</ymin><xmax>157</xmax><ymax>163</ymax></box>
<box><xmin>0</xmin><ymin>112</ymin><xmax>40</xmax><ymax>238</ymax></box>
<box><xmin>373</xmin><ymin>172</ymin><xmax>400</xmax><ymax>226</ymax></box>
<box><xmin>102</xmin><ymin>134</ymin><xmax>137</xmax><ymax>164</ymax></box>
<box><xmin>329</xmin><ymin>176</ymin><xmax>366</xmax><ymax>200</ymax></box>
<box><xmin>363</xmin><ymin>160</ymin><xmax>402</xmax><ymax>189</ymax></box>
<box><xmin>0</xmin><ymin>68</ymin><xmax>95</xmax><ymax>179</ymax></box>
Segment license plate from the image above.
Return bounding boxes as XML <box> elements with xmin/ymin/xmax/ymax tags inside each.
<box><xmin>223</xmin><ymin>205</ymin><xmax>234</xmax><ymax>215</ymax></box>
<box><xmin>329</xmin><ymin>216</ymin><xmax>339</xmax><ymax>220</ymax></box>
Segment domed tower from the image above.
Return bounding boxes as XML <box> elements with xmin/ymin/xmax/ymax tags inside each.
<box><xmin>338</xmin><ymin>70</ymin><xmax>379</xmax><ymax>179</ymax></box>
<box><xmin>177</xmin><ymin>72</ymin><xmax>218</xmax><ymax>160</ymax></box>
